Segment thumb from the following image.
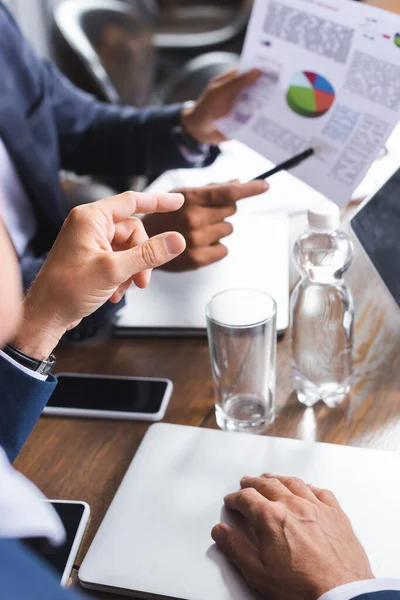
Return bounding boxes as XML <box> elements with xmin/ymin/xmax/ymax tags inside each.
<box><xmin>211</xmin><ymin>523</ymin><xmax>263</xmax><ymax>579</ymax></box>
<box><xmin>113</xmin><ymin>232</ymin><xmax>186</xmax><ymax>281</ymax></box>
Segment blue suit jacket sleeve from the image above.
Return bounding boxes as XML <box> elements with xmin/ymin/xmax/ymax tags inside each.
<box><xmin>0</xmin><ymin>356</ymin><xmax>57</xmax><ymax>463</ymax></box>
<box><xmin>353</xmin><ymin>594</ymin><xmax>400</xmax><ymax>599</ymax></box>
<box><xmin>0</xmin><ymin>4</ymin><xmax>218</xmax><ymax>182</ymax></box>
<box><xmin>24</xmin><ymin>35</ymin><xmax>218</xmax><ymax>180</ymax></box>
<box><xmin>0</xmin><ymin>539</ymin><xmax>84</xmax><ymax>599</ymax></box>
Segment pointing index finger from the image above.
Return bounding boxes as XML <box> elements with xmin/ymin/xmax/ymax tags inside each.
<box><xmin>96</xmin><ymin>190</ymin><xmax>185</xmax><ymax>222</ymax></box>
<box><xmin>201</xmin><ymin>180</ymin><xmax>269</xmax><ymax>207</ymax></box>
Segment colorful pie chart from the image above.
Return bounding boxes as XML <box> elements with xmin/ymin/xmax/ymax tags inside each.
<box><xmin>286</xmin><ymin>71</ymin><xmax>335</xmax><ymax>118</ymax></box>
<box><xmin>395</xmin><ymin>33</ymin><xmax>400</xmax><ymax>48</ymax></box>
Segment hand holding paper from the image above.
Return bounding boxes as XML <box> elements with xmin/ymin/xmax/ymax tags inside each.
<box><xmin>218</xmin><ymin>0</ymin><xmax>400</xmax><ymax>206</ymax></box>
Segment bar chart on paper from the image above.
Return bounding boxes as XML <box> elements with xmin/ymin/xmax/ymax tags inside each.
<box><xmin>286</xmin><ymin>72</ymin><xmax>336</xmax><ymax>118</ymax></box>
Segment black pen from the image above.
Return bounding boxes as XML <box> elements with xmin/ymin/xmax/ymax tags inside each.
<box><xmin>252</xmin><ymin>148</ymin><xmax>314</xmax><ymax>181</ymax></box>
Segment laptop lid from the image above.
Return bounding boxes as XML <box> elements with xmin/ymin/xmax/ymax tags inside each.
<box><xmin>80</xmin><ymin>424</ymin><xmax>400</xmax><ymax>599</ymax></box>
<box><xmin>350</xmin><ymin>164</ymin><xmax>400</xmax><ymax>310</ymax></box>
<box><xmin>114</xmin><ymin>212</ymin><xmax>290</xmax><ymax>335</ymax></box>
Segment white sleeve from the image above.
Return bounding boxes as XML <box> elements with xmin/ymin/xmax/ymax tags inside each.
<box><xmin>0</xmin><ymin>349</ymin><xmax>47</xmax><ymax>381</ymax></box>
<box><xmin>0</xmin><ymin>447</ymin><xmax>65</xmax><ymax>544</ymax></box>
<box><xmin>320</xmin><ymin>579</ymin><xmax>400</xmax><ymax>600</ymax></box>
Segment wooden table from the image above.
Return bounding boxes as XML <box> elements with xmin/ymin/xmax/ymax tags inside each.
<box><xmin>365</xmin><ymin>0</ymin><xmax>400</xmax><ymax>14</ymax></box>
<box><xmin>15</xmin><ymin>233</ymin><xmax>400</xmax><ymax>598</ymax></box>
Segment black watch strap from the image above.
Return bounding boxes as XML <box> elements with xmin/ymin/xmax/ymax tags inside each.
<box><xmin>3</xmin><ymin>343</ymin><xmax>56</xmax><ymax>376</ymax></box>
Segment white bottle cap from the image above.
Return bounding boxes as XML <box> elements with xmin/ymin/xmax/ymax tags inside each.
<box><xmin>307</xmin><ymin>203</ymin><xmax>340</xmax><ymax>232</ymax></box>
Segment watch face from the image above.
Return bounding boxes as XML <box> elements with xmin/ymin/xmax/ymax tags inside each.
<box><xmin>38</xmin><ymin>354</ymin><xmax>56</xmax><ymax>375</ymax></box>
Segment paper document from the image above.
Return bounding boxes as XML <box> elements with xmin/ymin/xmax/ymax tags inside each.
<box><xmin>218</xmin><ymin>0</ymin><xmax>400</xmax><ymax>205</ymax></box>
<box><xmin>146</xmin><ymin>140</ymin><xmax>335</xmax><ymax>216</ymax></box>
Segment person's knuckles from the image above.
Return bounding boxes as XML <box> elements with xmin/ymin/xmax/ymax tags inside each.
<box><xmin>241</xmin><ymin>477</ymin><xmax>279</xmax><ymax>497</ymax></box>
<box><xmin>235</xmin><ymin>487</ymin><xmax>265</xmax><ymax>511</ymax></box>
<box><xmin>289</xmin><ymin>497</ymin><xmax>318</xmax><ymax>520</ymax></box>
<box><xmin>205</xmin><ymin>185</ymin><xmax>237</xmax><ymax>206</ymax></box>
<box><xmin>96</xmin><ymin>253</ymin><xmax>125</xmax><ymax>286</ymax></box>
<box><xmin>195</xmin><ymin>244</ymin><xmax>228</xmax><ymax>268</ymax></box>
<box><xmin>186</xmin><ymin>248</ymin><xmax>209</xmax><ymax>269</ymax></box>
<box><xmin>252</xmin><ymin>476</ymin><xmax>280</xmax><ymax>491</ymax></box>
<box><xmin>66</xmin><ymin>203</ymin><xmax>93</xmax><ymax>226</ymax></box>
<box><xmin>185</xmin><ymin>207</ymin><xmax>206</xmax><ymax>230</ymax></box>
<box><xmin>282</xmin><ymin>476</ymin><xmax>309</xmax><ymax>492</ymax></box>
<box><xmin>190</xmin><ymin>222</ymin><xmax>233</xmax><ymax>247</ymax></box>
<box><xmin>316</xmin><ymin>488</ymin><xmax>340</xmax><ymax>507</ymax></box>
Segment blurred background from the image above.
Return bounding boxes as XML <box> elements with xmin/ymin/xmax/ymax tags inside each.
<box><xmin>3</xmin><ymin>0</ymin><xmax>398</xmax><ymax>200</ymax></box>
<box><xmin>3</xmin><ymin>1</ymin><xmax>399</xmax><ymax>59</ymax></box>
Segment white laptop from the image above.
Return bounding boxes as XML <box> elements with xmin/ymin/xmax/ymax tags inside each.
<box><xmin>80</xmin><ymin>424</ymin><xmax>400</xmax><ymax>599</ymax></box>
<box><xmin>114</xmin><ymin>211</ymin><xmax>290</xmax><ymax>336</ymax></box>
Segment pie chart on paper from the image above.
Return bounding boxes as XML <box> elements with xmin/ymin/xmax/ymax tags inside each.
<box><xmin>395</xmin><ymin>33</ymin><xmax>400</xmax><ymax>48</ymax></box>
<box><xmin>286</xmin><ymin>71</ymin><xmax>335</xmax><ymax>118</ymax></box>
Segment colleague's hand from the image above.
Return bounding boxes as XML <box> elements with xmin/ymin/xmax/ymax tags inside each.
<box><xmin>181</xmin><ymin>68</ymin><xmax>261</xmax><ymax>145</ymax></box>
<box><xmin>212</xmin><ymin>474</ymin><xmax>374</xmax><ymax>600</ymax></box>
<box><xmin>13</xmin><ymin>191</ymin><xmax>186</xmax><ymax>359</ymax></box>
<box><xmin>143</xmin><ymin>180</ymin><xmax>268</xmax><ymax>271</ymax></box>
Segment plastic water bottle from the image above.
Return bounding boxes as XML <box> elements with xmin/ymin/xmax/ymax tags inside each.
<box><xmin>290</xmin><ymin>204</ymin><xmax>354</xmax><ymax>408</ymax></box>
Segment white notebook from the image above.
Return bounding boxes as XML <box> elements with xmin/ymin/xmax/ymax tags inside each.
<box><xmin>80</xmin><ymin>424</ymin><xmax>400</xmax><ymax>599</ymax></box>
<box><xmin>114</xmin><ymin>211</ymin><xmax>290</xmax><ymax>335</ymax></box>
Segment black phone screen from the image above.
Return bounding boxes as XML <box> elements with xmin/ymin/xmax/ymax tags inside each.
<box><xmin>24</xmin><ymin>502</ymin><xmax>86</xmax><ymax>579</ymax></box>
<box><xmin>351</xmin><ymin>167</ymin><xmax>400</xmax><ymax>307</ymax></box>
<box><xmin>47</xmin><ymin>375</ymin><xmax>168</xmax><ymax>414</ymax></box>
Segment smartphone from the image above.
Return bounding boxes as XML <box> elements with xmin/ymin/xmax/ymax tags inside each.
<box><xmin>24</xmin><ymin>500</ymin><xmax>90</xmax><ymax>587</ymax></box>
<box><xmin>43</xmin><ymin>373</ymin><xmax>173</xmax><ymax>421</ymax></box>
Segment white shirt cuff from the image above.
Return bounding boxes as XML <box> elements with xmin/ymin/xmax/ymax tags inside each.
<box><xmin>0</xmin><ymin>349</ymin><xmax>47</xmax><ymax>381</ymax></box>
<box><xmin>320</xmin><ymin>579</ymin><xmax>400</xmax><ymax>600</ymax></box>
<box><xmin>178</xmin><ymin>141</ymin><xmax>211</xmax><ymax>167</ymax></box>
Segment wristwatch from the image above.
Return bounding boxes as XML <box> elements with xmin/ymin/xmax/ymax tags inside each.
<box><xmin>3</xmin><ymin>343</ymin><xmax>56</xmax><ymax>376</ymax></box>
<box><xmin>175</xmin><ymin>101</ymin><xmax>210</xmax><ymax>158</ymax></box>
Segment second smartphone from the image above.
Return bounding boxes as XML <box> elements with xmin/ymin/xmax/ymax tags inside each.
<box><xmin>44</xmin><ymin>374</ymin><xmax>173</xmax><ymax>421</ymax></box>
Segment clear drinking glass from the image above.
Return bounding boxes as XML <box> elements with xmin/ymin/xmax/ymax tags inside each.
<box><xmin>206</xmin><ymin>289</ymin><xmax>277</xmax><ymax>434</ymax></box>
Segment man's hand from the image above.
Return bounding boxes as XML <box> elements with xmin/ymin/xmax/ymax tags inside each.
<box><xmin>212</xmin><ymin>474</ymin><xmax>374</xmax><ymax>600</ymax></box>
<box><xmin>13</xmin><ymin>191</ymin><xmax>186</xmax><ymax>359</ymax></box>
<box><xmin>181</xmin><ymin>68</ymin><xmax>261</xmax><ymax>145</ymax></box>
<box><xmin>143</xmin><ymin>180</ymin><xmax>268</xmax><ymax>271</ymax></box>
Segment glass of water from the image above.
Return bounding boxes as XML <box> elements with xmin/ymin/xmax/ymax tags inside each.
<box><xmin>206</xmin><ymin>289</ymin><xmax>277</xmax><ymax>434</ymax></box>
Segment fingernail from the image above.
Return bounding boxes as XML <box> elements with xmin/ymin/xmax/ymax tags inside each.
<box><xmin>261</xmin><ymin>473</ymin><xmax>272</xmax><ymax>478</ymax></box>
<box><xmin>164</xmin><ymin>234</ymin><xmax>183</xmax><ymax>256</ymax></box>
<box><xmin>241</xmin><ymin>476</ymin><xmax>250</xmax><ymax>484</ymax></box>
<box><xmin>261</xmin><ymin>181</ymin><xmax>269</xmax><ymax>191</ymax></box>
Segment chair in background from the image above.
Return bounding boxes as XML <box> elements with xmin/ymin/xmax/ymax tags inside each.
<box><xmin>51</xmin><ymin>0</ymin><xmax>242</xmax><ymax>195</ymax></box>
<box><xmin>51</xmin><ymin>0</ymin><xmax>155</xmax><ymax>106</ymax></box>
<box><xmin>52</xmin><ymin>0</ymin><xmax>157</xmax><ymax>195</ymax></box>
<box><xmin>52</xmin><ymin>0</ymin><xmax>241</xmax><ymax>107</ymax></box>
<box><xmin>158</xmin><ymin>51</ymin><xmax>239</xmax><ymax>104</ymax></box>
<box><xmin>130</xmin><ymin>0</ymin><xmax>253</xmax><ymax>51</ymax></box>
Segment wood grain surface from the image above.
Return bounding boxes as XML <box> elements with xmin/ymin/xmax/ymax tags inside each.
<box><xmin>14</xmin><ymin>234</ymin><xmax>400</xmax><ymax>599</ymax></box>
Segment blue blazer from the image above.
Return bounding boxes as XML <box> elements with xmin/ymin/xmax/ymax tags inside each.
<box><xmin>0</xmin><ymin>2</ymin><xmax>218</xmax><ymax>339</ymax></box>
<box><xmin>0</xmin><ymin>2</ymin><xmax>218</xmax><ymax>288</ymax></box>
<box><xmin>0</xmin><ymin>356</ymin><xmax>56</xmax><ymax>462</ymax></box>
